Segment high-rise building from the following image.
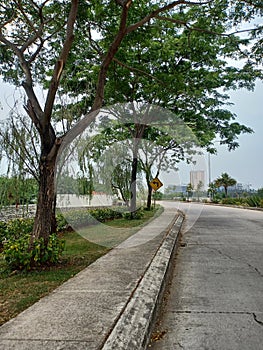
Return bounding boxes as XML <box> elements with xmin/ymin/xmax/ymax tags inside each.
<box><xmin>190</xmin><ymin>170</ymin><xmax>205</xmax><ymax>190</ymax></box>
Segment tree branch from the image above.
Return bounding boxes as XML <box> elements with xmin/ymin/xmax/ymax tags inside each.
<box><xmin>126</xmin><ymin>0</ymin><xmax>213</xmax><ymax>33</ymax></box>
<box><xmin>19</xmin><ymin>116</ymin><xmax>40</xmax><ymax>163</ymax></box>
<box><xmin>155</xmin><ymin>14</ymin><xmax>262</xmax><ymax>37</ymax></box>
<box><xmin>0</xmin><ymin>31</ymin><xmax>45</xmax><ymax>124</ymax></box>
<box><xmin>28</xmin><ymin>39</ymin><xmax>45</xmax><ymax>64</ymax></box>
<box><xmin>241</xmin><ymin>0</ymin><xmax>263</xmax><ymax>10</ymax></box>
<box><xmin>91</xmin><ymin>1</ymin><xmax>131</xmax><ymax>112</ymax></box>
<box><xmin>87</xmin><ymin>26</ymin><xmax>103</xmax><ymax>56</ymax></box>
<box><xmin>0</xmin><ymin>125</ymin><xmax>39</xmax><ymax>181</ymax></box>
<box><xmin>44</xmin><ymin>0</ymin><xmax>79</xmax><ymax>124</ymax></box>
<box><xmin>113</xmin><ymin>57</ymin><xmax>166</xmax><ymax>86</ymax></box>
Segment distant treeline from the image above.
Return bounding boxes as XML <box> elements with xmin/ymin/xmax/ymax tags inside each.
<box><xmin>0</xmin><ymin>176</ymin><xmax>38</xmax><ymax>207</ymax></box>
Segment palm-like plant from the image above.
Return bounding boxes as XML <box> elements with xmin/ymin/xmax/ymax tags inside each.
<box><xmin>215</xmin><ymin>173</ymin><xmax>237</xmax><ymax>197</ymax></box>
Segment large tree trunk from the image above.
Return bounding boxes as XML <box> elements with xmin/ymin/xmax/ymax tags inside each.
<box><xmin>129</xmin><ymin>125</ymin><xmax>147</xmax><ymax>217</ymax></box>
<box><xmin>32</xmin><ymin>155</ymin><xmax>57</xmax><ymax>244</ymax></box>
<box><xmin>146</xmin><ymin>182</ymin><xmax>153</xmax><ymax>210</ymax></box>
<box><xmin>130</xmin><ymin>155</ymin><xmax>138</xmax><ymax>218</ymax></box>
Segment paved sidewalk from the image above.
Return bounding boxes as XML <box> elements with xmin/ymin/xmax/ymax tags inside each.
<box><xmin>0</xmin><ymin>203</ymin><xmax>184</xmax><ymax>350</ymax></box>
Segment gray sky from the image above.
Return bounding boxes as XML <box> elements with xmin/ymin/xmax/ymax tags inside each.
<box><xmin>158</xmin><ymin>80</ymin><xmax>263</xmax><ymax>190</ymax></box>
<box><xmin>210</xmin><ymin>80</ymin><xmax>263</xmax><ymax>189</ymax></box>
<box><xmin>0</xmin><ymin>80</ymin><xmax>262</xmax><ymax>189</ymax></box>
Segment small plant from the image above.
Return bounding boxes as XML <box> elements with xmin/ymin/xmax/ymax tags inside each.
<box><xmin>245</xmin><ymin>196</ymin><xmax>261</xmax><ymax>207</ymax></box>
<box><xmin>122</xmin><ymin>207</ymin><xmax>144</xmax><ymax>220</ymax></box>
<box><xmin>3</xmin><ymin>234</ymin><xmax>65</xmax><ymax>271</ymax></box>
<box><xmin>56</xmin><ymin>213</ymin><xmax>69</xmax><ymax>231</ymax></box>
<box><xmin>0</xmin><ymin>218</ymin><xmax>34</xmax><ymax>249</ymax></box>
<box><xmin>221</xmin><ymin>198</ymin><xmax>238</xmax><ymax>205</ymax></box>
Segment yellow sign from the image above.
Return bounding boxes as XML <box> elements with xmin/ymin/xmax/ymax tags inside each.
<box><xmin>149</xmin><ymin>177</ymin><xmax>163</xmax><ymax>191</ymax></box>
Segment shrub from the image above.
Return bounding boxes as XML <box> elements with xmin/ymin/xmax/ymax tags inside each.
<box><xmin>122</xmin><ymin>207</ymin><xmax>144</xmax><ymax>220</ymax></box>
<box><xmin>0</xmin><ymin>218</ymin><xmax>34</xmax><ymax>249</ymax></box>
<box><xmin>0</xmin><ymin>221</ymin><xmax>8</xmax><ymax>248</ymax></box>
<box><xmin>245</xmin><ymin>196</ymin><xmax>261</xmax><ymax>207</ymax></box>
<box><xmin>221</xmin><ymin>198</ymin><xmax>250</xmax><ymax>206</ymax></box>
<box><xmin>56</xmin><ymin>213</ymin><xmax>69</xmax><ymax>231</ymax></box>
<box><xmin>6</xmin><ymin>218</ymin><xmax>34</xmax><ymax>236</ymax></box>
<box><xmin>3</xmin><ymin>233</ymin><xmax>65</xmax><ymax>271</ymax></box>
<box><xmin>221</xmin><ymin>198</ymin><xmax>239</xmax><ymax>205</ymax></box>
<box><xmin>61</xmin><ymin>207</ymin><xmax>123</xmax><ymax>228</ymax></box>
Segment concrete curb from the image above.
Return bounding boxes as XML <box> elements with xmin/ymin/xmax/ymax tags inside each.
<box><xmin>101</xmin><ymin>212</ymin><xmax>185</xmax><ymax>350</ymax></box>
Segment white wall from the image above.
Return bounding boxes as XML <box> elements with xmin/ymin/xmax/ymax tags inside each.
<box><xmin>57</xmin><ymin>194</ymin><xmax>114</xmax><ymax>208</ymax></box>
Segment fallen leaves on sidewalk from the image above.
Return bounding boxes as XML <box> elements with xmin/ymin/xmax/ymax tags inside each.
<box><xmin>151</xmin><ymin>329</ymin><xmax>167</xmax><ymax>342</ymax></box>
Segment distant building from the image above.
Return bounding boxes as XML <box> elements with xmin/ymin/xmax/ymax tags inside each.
<box><xmin>190</xmin><ymin>170</ymin><xmax>205</xmax><ymax>190</ymax></box>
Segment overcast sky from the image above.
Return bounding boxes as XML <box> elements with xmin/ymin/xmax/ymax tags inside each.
<box><xmin>0</xmin><ymin>79</ymin><xmax>262</xmax><ymax>189</ymax></box>
<box><xmin>162</xmin><ymin>80</ymin><xmax>263</xmax><ymax>190</ymax></box>
<box><xmin>210</xmin><ymin>80</ymin><xmax>263</xmax><ymax>189</ymax></box>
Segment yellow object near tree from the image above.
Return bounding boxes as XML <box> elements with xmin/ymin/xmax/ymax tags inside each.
<box><xmin>149</xmin><ymin>178</ymin><xmax>163</xmax><ymax>191</ymax></box>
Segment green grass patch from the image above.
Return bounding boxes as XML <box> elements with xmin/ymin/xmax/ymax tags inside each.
<box><xmin>0</xmin><ymin>234</ymin><xmax>108</xmax><ymax>326</ymax></box>
<box><xmin>0</xmin><ymin>205</ymin><xmax>163</xmax><ymax>326</ymax></box>
<box><xmin>78</xmin><ymin>205</ymin><xmax>164</xmax><ymax>247</ymax></box>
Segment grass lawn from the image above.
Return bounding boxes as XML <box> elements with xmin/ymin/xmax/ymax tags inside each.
<box><xmin>0</xmin><ymin>205</ymin><xmax>163</xmax><ymax>326</ymax></box>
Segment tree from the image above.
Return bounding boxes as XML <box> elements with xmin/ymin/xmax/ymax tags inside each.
<box><xmin>59</xmin><ymin>1</ymin><xmax>262</xmax><ymax>211</ymax></box>
<box><xmin>138</xmin><ymin>125</ymin><xmax>195</xmax><ymax>209</ymax></box>
<box><xmin>76</xmin><ymin>109</ymin><xmax>197</xmax><ymax>212</ymax></box>
<box><xmin>91</xmin><ymin>141</ymin><xmax>137</xmax><ymax>207</ymax></box>
<box><xmin>186</xmin><ymin>183</ymin><xmax>194</xmax><ymax>200</ymax></box>
<box><xmin>215</xmin><ymin>172</ymin><xmax>237</xmax><ymax>197</ymax></box>
<box><xmin>0</xmin><ymin>176</ymin><xmax>38</xmax><ymax>207</ymax></box>
<box><xmin>0</xmin><ymin>1</ymin><xmax>262</xmax><ymax>252</ymax></box>
<box><xmin>65</xmin><ymin>1</ymin><xmax>259</xmax><ymax>152</ymax></box>
<box><xmin>0</xmin><ymin>112</ymin><xmax>40</xmax><ymax>182</ymax></box>
<box><xmin>207</xmin><ymin>181</ymin><xmax>218</xmax><ymax>200</ymax></box>
<box><xmin>111</xmin><ymin>161</ymin><xmax>132</xmax><ymax>206</ymax></box>
<box><xmin>0</xmin><ymin>0</ymin><xmax>79</xmax><ymax>242</ymax></box>
<box><xmin>195</xmin><ymin>180</ymin><xmax>204</xmax><ymax>201</ymax></box>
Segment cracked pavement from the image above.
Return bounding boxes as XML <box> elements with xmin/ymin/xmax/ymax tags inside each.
<box><xmin>149</xmin><ymin>203</ymin><xmax>263</xmax><ymax>350</ymax></box>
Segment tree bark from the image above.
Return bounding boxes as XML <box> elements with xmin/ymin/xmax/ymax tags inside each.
<box><xmin>129</xmin><ymin>125</ymin><xmax>146</xmax><ymax>218</ymax></box>
<box><xmin>146</xmin><ymin>182</ymin><xmax>153</xmax><ymax>210</ymax></box>
<box><xmin>32</xmin><ymin>155</ymin><xmax>57</xmax><ymax>243</ymax></box>
<box><xmin>130</xmin><ymin>154</ymin><xmax>138</xmax><ymax>218</ymax></box>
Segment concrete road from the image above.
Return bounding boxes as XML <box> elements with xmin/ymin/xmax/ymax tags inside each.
<box><xmin>150</xmin><ymin>203</ymin><xmax>263</xmax><ymax>350</ymax></box>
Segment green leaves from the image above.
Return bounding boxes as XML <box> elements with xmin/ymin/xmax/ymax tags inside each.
<box><xmin>0</xmin><ymin>177</ymin><xmax>38</xmax><ymax>207</ymax></box>
<box><xmin>3</xmin><ymin>233</ymin><xmax>65</xmax><ymax>271</ymax></box>
<box><xmin>215</xmin><ymin>172</ymin><xmax>237</xmax><ymax>196</ymax></box>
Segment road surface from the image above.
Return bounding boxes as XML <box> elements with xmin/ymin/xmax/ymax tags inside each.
<box><xmin>150</xmin><ymin>203</ymin><xmax>263</xmax><ymax>350</ymax></box>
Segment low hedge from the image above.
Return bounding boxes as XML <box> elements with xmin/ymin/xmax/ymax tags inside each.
<box><xmin>58</xmin><ymin>207</ymin><xmax>124</xmax><ymax>230</ymax></box>
<box><xmin>0</xmin><ymin>208</ymin><xmax>126</xmax><ymax>246</ymax></box>
<box><xmin>221</xmin><ymin>196</ymin><xmax>263</xmax><ymax>208</ymax></box>
<box><xmin>0</xmin><ymin>218</ymin><xmax>34</xmax><ymax>249</ymax></box>
<box><xmin>3</xmin><ymin>233</ymin><xmax>65</xmax><ymax>271</ymax></box>
<box><xmin>0</xmin><ymin>206</ymin><xmax>149</xmax><ymax>271</ymax></box>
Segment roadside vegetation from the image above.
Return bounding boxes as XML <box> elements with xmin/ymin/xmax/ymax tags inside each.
<box><xmin>163</xmin><ymin>173</ymin><xmax>263</xmax><ymax>209</ymax></box>
<box><xmin>0</xmin><ymin>1</ymin><xmax>261</xmax><ymax>274</ymax></box>
<box><xmin>0</xmin><ymin>205</ymin><xmax>162</xmax><ymax>326</ymax></box>
<box><xmin>163</xmin><ymin>193</ymin><xmax>263</xmax><ymax>208</ymax></box>
<box><xmin>213</xmin><ymin>196</ymin><xmax>263</xmax><ymax>208</ymax></box>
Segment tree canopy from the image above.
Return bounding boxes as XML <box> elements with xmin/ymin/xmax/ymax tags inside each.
<box><xmin>0</xmin><ymin>0</ymin><xmax>262</xmax><ymax>248</ymax></box>
<box><xmin>215</xmin><ymin>172</ymin><xmax>237</xmax><ymax>196</ymax></box>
